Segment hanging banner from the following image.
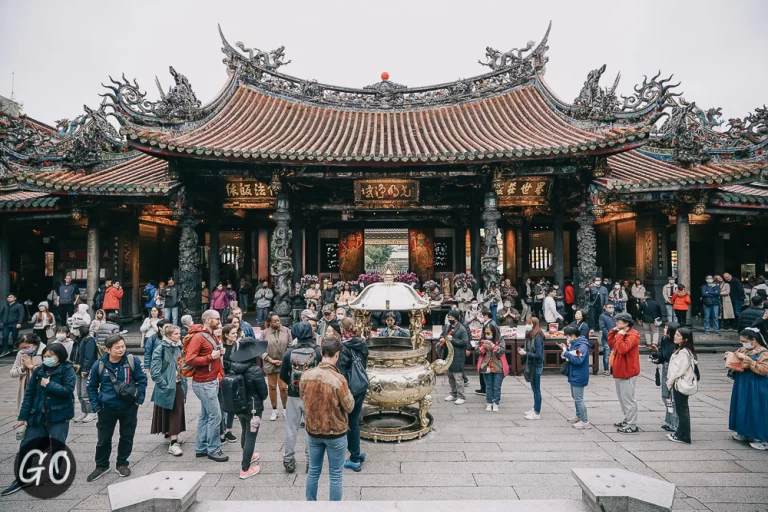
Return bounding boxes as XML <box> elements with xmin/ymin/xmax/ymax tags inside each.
<box><xmin>409</xmin><ymin>228</ymin><xmax>434</xmax><ymax>282</ymax></box>
<box><xmin>223</xmin><ymin>179</ymin><xmax>276</xmax><ymax>209</ymax></box>
<box><xmin>354</xmin><ymin>179</ymin><xmax>419</xmax><ymax>208</ymax></box>
<box><xmin>339</xmin><ymin>230</ymin><xmax>364</xmax><ymax>282</ymax></box>
<box><xmin>496</xmin><ymin>177</ymin><xmax>552</xmax><ymax>206</ymax></box>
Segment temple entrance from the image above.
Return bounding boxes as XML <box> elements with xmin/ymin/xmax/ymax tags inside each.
<box><xmin>364</xmin><ymin>229</ymin><xmax>409</xmax><ymax>274</ymax></box>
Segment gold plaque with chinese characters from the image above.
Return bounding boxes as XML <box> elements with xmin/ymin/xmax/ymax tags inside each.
<box><xmin>354</xmin><ymin>179</ymin><xmax>419</xmax><ymax>208</ymax></box>
<box><xmin>223</xmin><ymin>179</ymin><xmax>276</xmax><ymax>209</ymax></box>
<box><xmin>497</xmin><ymin>178</ymin><xmax>552</xmax><ymax>206</ymax></box>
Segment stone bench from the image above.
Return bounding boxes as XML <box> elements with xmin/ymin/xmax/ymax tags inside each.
<box><xmin>108</xmin><ymin>471</ymin><xmax>205</xmax><ymax>512</ymax></box>
<box><xmin>571</xmin><ymin>468</ymin><xmax>675</xmax><ymax>512</ymax></box>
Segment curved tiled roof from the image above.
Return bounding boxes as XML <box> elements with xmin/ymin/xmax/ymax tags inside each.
<box><xmin>712</xmin><ymin>183</ymin><xmax>768</xmax><ymax>208</ymax></box>
<box><xmin>0</xmin><ymin>189</ymin><xmax>58</xmax><ymax>210</ymax></box>
<box><xmin>600</xmin><ymin>151</ymin><xmax>766</xmax><ymax>192</ymax></box>
<box><xmin>12</xmin><ymin>153</ymin><xmax>176</xmax><ymax>195</ymax></box>
<box><xmin>128</xmin><ymin>84</ymin><xmax>649</xmax><ymax>165</ymax></box>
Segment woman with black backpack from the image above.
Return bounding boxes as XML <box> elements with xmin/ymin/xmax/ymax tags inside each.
<box><xmin>228</xmin><ymin>338</ymin><xmax>269</xmax><ymax>480</ymax></box>
<box><xmin>219</xmin><ymin>324</ymin><xmax>240</xmax><ymax>445</ymax></box>
<box><xmin>150</xmin><ymin>324</ymin><xmax>187</xmax><ymax>456</ymax></box>
<box><xmin>336</xmin><ymin>316</ymin><xmax>369</xmax><ymax>472</ymax></box>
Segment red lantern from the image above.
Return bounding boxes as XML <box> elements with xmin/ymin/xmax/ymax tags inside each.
<box><xmin>381</xmin><ymin>72</ymin><xmax>389</xmax><ymax>81</ymax></box>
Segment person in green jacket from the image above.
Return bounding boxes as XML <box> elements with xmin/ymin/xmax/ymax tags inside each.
<box><xmin>150</xmin><ymin>324</ymin><xmax>187</xmax><ymax>456</ymax></box>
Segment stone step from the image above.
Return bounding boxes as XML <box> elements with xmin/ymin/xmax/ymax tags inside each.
<box><xmin>191</xmin><ymin>500</ymin><xmax>588</xmax><ymax>512</ymax></box>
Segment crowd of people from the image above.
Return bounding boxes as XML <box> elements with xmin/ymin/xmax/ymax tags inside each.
<box><xmin>1</xmin><ymin>270</ymin><xmax>767</xmax><ymax>500</ymax></box>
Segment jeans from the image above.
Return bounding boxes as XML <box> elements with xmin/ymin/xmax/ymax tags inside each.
<box><xmin>237</xmin><ymin>414</ymin><xmax>261</xmax><ymax>471</ymax></box>
<box><xmin>665</xmin><ymin>304</ymin><xmax>675</xmax><ymax>323</ymax></box>
<box><xmin>673</xmin><ymin>389</ymin><xmax>691</xmax><ymax>443</ymax></box>
<box><xmin>733</xmin><ymin>299</ymin><xmax>743</xmax><ymax>317</ymax></box>
<box><xmin>490</xmin><ymin>303</ymin><xmax>498</xmax><ymax>323</ymax></box>
<box><xmin>571</xmin><ymin>384</ymin><xmax>588</xmax><ymax>422</ymax></box>
<box><xmin>164</xmin><ymin>307</ymin><xmax>179</xmax><ymax>326</ymax></box>
<box><xmin>256</xmin><ymin>307</ymin><xmax>268</xmax><ymax>326</ymax></box>
<box><xmin>239</xmin><ymin>293</ymin><xmax>249</xmax><ymax>312</ymax></box>
<box><xmin>615</xmin><ymin>376</ymin><xmax>638</xmax><ymax>427</ymax></box>
<box><xmin>192</xmin><ymin>380</ymin><xmax>222</xmax><ymax>455</ymax></box>
<box><xmin>661</xmin><ymin>363</ymin><xmax>679</xmax><ymax>430</ymax></box>
<box><xmin>530</xmin><ymin>366</ymin><xmax>542</xmax><ymax>413</ymax></box>
<box><xmin>1</xmin><ymin>325</ymin><xmax>19</xmax><ymax>353</ymax></box>
<box><xmin>95</xmin><ymin>406</ymin><xmax>138</xmax><ymax>468</ymax></box>
<box><xmin>447</xmin><ymin>370</ymin><xmax>465</xmax><ymax>400</ymax></box>
<box><xmin>283</xmin><ymin>396</ymin><xmax>307</xmax><ymax>463</ymax></box>
<box><xmin>703</xmin><ymin>304</ymin><xmax>719</xmax><ymax>333</ymax></box>
<box><xmin>347</xmin><ymin>392</ymin><xmax>366</xmax><ymax>463</ymax></box>
<box><xmin>76</xmin><ymin>374</ymin><xmax>93</xmax><ymax>414</ymax></box>
<box><xmin>306</xmin><ymin>435</ymin><xmax>347</xmax><ymax>501</ymax></box>
<box><xmin>22</xmin><ymin>421</ymin><xmax>70</xmax><ymax>450</ymax></box>
<box><xmin>601</xmin><ymin>336</ymin><xmax>611</xmax><ymax>371</ymax></box>
<box><xmin>483</xmin><ymin>372</ymin><xmax>504</xmax><ymax>405</ymax></box>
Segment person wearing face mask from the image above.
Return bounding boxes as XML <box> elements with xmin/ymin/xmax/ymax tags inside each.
<box><xmin>638</xmin><ymin>291</ymin><xmax>663</xmax><ymax>348</ymax></box>
<box><xmin>477</xmin><ymin>323</ymin><xmax>508</xmax><ymax>412</ymax></box>
<box><xmin>518</xmin><ymin>318</ymin><xmax>544</xmax><ymax>419</ymax></box>
<box><xmin>335</xmin><ymin>307</ymin><xmax>347</xmax><ymax>322</ymax></box>
<box><xmin>716</xmin><ymin>275</ymin><xmax>735</xmax><ymax>330</ymax></box>
<box><xmin>465</xmin><ymin>299</ymin><xmax>484</xmax><ymax>331</ymax></box>
<box><xmin>498</xmin><ymin>300</ymin><xmax>520</xmax><ymax>327</ymax></box>
<box><xmin>608</xmin><ymin>282</ymin><xmax>628</xmax><ymax>313</ymax></box>
<box><xmin>53</xmin><ymin>325</ymin><xmax>74</xmax><ymax>358</ymax></box>
<box><xmin>665</xmin><ymin>328</ymin><xmax>698</xmax><ymax>444</ymax></box>
<box><xmin>150</xmin><ymin>324</ymin><xmax>188</xmax><ymax>457</ymax></box>
<box><xmin>598</xmin><ymin>305</ymin><xmax>616</xmax><ymax>375</ymax></box>
<box><xmin>701</xmin><ymin>275</ymin><xmax>721</xmax><ymax>334</ymax></box>
<box><xmin>440</xmin><ymin>310</ymin><xmax>469</xmax><ymax>405</ymax></box>
<box><xmin>662</xmin><ymin>277</ymin><xmax>678</xmax><ymax>323</ymax></box>
<box><xmin>559</xmin><ymin>325</ymin><xmax>592</xmax><ymax>430</ymax></box>
<box><xmin>630</xmin><ymin>279</ymin><xmax>646</xmax><ymax>320</ymax></box>
<box><xmin>2</xmin><ymin>342</ymin><xmax>75</xmax><ymax>497</ymax></box>
<box><xmin>726</xmin><ymin>328</ymin><xmax>768</xmax><ymax>451</ymax></box>
<box><xmin>608</xmin><ymin>313</ymin><xmax>641</xmax><ymax>434</ymax></box>
<box><xmin>71</xmin><ymin>325</ymin><xmax>98</xmax><ymax>423</ymax></box>
<box><xmin>650</xmin><ymin>322</ymin><xmax>679</xmax><ymax>433</ymax></box>
<box><xmin>672</xmin><ymin>285</ymin><xmax>692</xmax><ymax>326</ymax></box>
<box><xmin>587</xmin><ymin>279</ymin><xmax>606</xmax><ymax>332</ymax></box>
<box><xmin>454</xmin><ymin>283</ymin><xmax>474</xmax><ymax>313</ymax></box>
<box><xmin>10</xmin><ymin>334</ymin><xmax>45</xmax><ymax>413</ymax></box>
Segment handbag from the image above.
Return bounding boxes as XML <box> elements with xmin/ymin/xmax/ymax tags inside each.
<box><xmin>559</xmin><ymin>360</ymin><xmax>570</xmax><ymax>376</ymax></box>
<box><xmin>654</xmin><ymin>317</ymin><xmax>662</xmax><ymax>327</ymax></box>
<box><xmin>103</xmin><ymin>358</ymin><xmax>139</xmax><ymax>403</ymax></box>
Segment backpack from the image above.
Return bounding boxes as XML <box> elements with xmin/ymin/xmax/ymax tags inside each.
<box><xmin>290</xmin><ymin>346</ymin><xmax>317</xmax><ymax>389</ymax></box>
<box><xmin>98</xmin><ymin>353</ymin><xmax>136</xmax><ymax>379</ymax></box>
<box><xmin>346</xmin><ymin>351</ymin><xmax>369</xmax><ymax>396</ymax></box>
<box><xmin>141</xmin><ymin>287</ymin><xmax>152</xmax><ymax>303</ymax></box>
<box><xmin>220</xmin><ymin>373</ymin><xmax>248</xmax><ymax>413</ymax></box>
<box><xmin>180</xmin><ymin>331</ymin><xmax>218</xmax><ymax>377</ymax></box>
<box><xmin>98</xmin><ymin>355</ymin><xmax>139</xmax><ymax>403</ymax></box>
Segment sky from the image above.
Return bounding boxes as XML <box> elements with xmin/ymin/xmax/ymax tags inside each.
<box><xmin>1</xmin><ymin>0</ymin><xmax>766</xmax><ymax>127</ymax></box>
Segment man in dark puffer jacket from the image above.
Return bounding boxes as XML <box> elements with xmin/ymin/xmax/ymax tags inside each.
<box><xmin>738</xmin><ymin>296</ymin><xmax>765</xmax><ymax>333</ymax></box>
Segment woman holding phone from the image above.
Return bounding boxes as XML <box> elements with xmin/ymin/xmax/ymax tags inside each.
<box><xmin>519</xmin><ymin>317</ymin><xmax>545</xmax><ymax>420</ymax></box>
<box><xmin>476</xmin><ymin>323</ymin><xmax>509</xmax><ymax>412</ymax></box>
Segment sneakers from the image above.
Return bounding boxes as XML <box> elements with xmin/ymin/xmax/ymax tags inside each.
<box><xmin>168</xmin><ymin>443</ymin><xmax>183</xmax><ymax>456</ymax></box>
<box><xmin>603</xmin><ymin>371</ymin><xmax>611</xmax><ymax>376</ymax></box>
<box><xmin>749</xmin><ymin>441</ymin><xmax>768</xmax><ymax>451</ymax></box>
<box><xmin>0</xmin><ymin>480</ymin><xmax>27</xmax><ymax>497</ymax></box>
<box><xmin>116</xmin><ymin>466</ymin><xmax>131</xmax><ymax>477</ymax></box>
<box><xmin>73</xmin><ymin>413</ymin><xmax>87</xmax><ymax>423</ymax></box>
<box><xmin>207</xmin><ymin>451</ymin><xmax>229</xmax><ymax>462</ymax></box>
<box><xmin>524</xmin><ymin>409</ymin><xmax>534</xmax><ymax>417</ymax></box>
<box><xmin>617</xmin><ymin>425</ymin><xmax>640</xmax><ymax>434</ymax></box>
<box><xmin>284</xmin><ymin>457</ymin><xmax>296</xmax><ymax>473</ymax></box>
<box><xmin>614</xmin><ymin>421</ymin><xmax>627</xmax><ymax>428</ymax></box>
<box><xmin>283</xmin><ymin>409</ymin><xmax>287</xmax><ymax>418</ymax></box>
<box><xmin>732</xmin><ymin>433</ymin><xmax>753</xmax><ymax>442</ymax></box>
<box><xmin>195</xmin><ymin>452</ymin><xmax>208</xmax><ymax>458</ymax></box>
<box><xmin>485</xmin><ymin>404</ymin><xmax>493</xmax><ymax>412</ymax></box>
<box><xmin>492</xmin><ymin>404</ymin><xmax>499</xmax><ymax>412</ymax></box>
<box><xmin>224</xmin><ymin>431</ymin><xmax>237</xmax><ymax>443</ymax></box>
<box><xmin>344</xmin><ymin>454</ymin><xmax>367</xmax><ymax>472</ymax></box>
<box><xmin>444</xmin><ymin>395</ymin><xmax>456</xmax><ymax>402</ymax></box>
<box><xmin>270</xmin><ymin>410</ymin><xmax>278</xmax><ymax>421</ymax></box>
<box><xmin>86</xmin><ymin>466</ymin><xmax>110</xmax><ymax>482</ymax></box>
<box><xmin>667</xmin><ymin>433</ymin><xmax>690</xmax><ymax>444</ymax></box>
<box><xmin>454</xmin><ymin>398</ymin><xmax>466</xmax><ymax>405</ymax></box>
<box><xmin>573</xmin><ymin>421</ymin><xmax>592</xmax><ymax>430</ymax></box>
<box><xmin>250</xmin><ymin>453</ymin><xmax>260</xmax><ymax>465</ymax></box>
<box><xmin>119</xmin><ymin>330</ymin><xmax>129</xmax><ymax>335</ymax></box>
<box><xmin>239</xmin><ymin>465</ymin><xmax>261</xmax><ymax>479</ymax></box>
<box><xmin>474</xmin><ymin>389</ymin><xmax>485</xmax><ymax>396</ymax></box>
<box><xmin>661</xmin><ymin>424</ymin><xmax>674</xmax><ymax>432</ymax></box>
<box><xmin>525</xmin><ymin>412</ymin><xmax>541</xmax><ymax>420</ymax></box>
<box><xmin>82</xmin><ymin>413</ymin><xmax>98</xmax><ymax>423</ymax></box>
<box><xmin>566</xmin><ymin>416</ymin><xmax>580</xmax><ymax>424</ymax></box>
<box><xmin>0</xmin><ymin>351</ymin><xmax>11</xmax><ymax>358</ymax></box>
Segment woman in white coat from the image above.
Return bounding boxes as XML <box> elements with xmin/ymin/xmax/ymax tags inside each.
<box><xmin>665</xmin><ymin>328</ymin><xmax>697</xmax><ymax>445</ymax></box>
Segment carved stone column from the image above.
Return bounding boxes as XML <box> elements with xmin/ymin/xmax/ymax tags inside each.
<box><xmin>676</xmin><ymin>211</ymin><xmax>691</xmax><ymax>293</ymax></box>
<box><xmin>86</xmin><ymin>216</ymin><xmax>100</xmax><ymax>314</ymax></box>
<box><xmin>575</xmin><ymin>211</ymin><xmax>597</xmax><ymax>309</ymax></box>
<box><xmin>271</xmin><ymin>194</ymin><xmax>293</xmax><ymax>325</ymax></box>
<box><xmin>481</xmin><ymin>191</ymin><xmax>501</xmax><ymax>290</ymax></box>
<box><xmin>0</xmin><ymin>220</ymin><xmax>10</xmax><ymax>301</ymax></box>
<box><xmin>178</xmin><ymin>214</ymin><xmax>201</xmax><ymax>321</ymax></box>
<box><xmin>553</xmin><ymin>213</ymin><xmax>565</xmax><ymax>289</ymax></box>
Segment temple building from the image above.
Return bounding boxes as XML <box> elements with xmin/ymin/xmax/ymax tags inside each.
<box><xmin>1</xmin><ymin>23</ymin><xmax>766</xmax><ymax>321</ymax></box>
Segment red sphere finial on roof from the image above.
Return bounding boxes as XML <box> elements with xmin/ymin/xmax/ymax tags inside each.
<box><xmin>381</xmin><ymin>72</ymin><xmax>389</xmax><ymax>81</ymax></box>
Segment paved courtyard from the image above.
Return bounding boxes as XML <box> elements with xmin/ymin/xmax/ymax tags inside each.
<box><xmin>0</xmin><ymin>351</ymin><xmax>766</xmax><ymax>511</ymax></box>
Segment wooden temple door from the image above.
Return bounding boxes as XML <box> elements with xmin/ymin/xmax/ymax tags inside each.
<box><xmin>409</xmin><ymin>228</ymin><xmax>435</xmax><ymax>282</ymax></box>
<box><xmin>338</xmin><ymin>230</ymin><xmax>364</xmax><ymax>282</ymax></box>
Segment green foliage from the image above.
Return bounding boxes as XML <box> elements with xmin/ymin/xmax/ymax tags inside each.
<box><xmin>365</xmin><ymin>244</ymin><xmax>393</xmax><ymax>270</ymax></box>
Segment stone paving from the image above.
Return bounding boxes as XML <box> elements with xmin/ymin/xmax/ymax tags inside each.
<box><xmin>0</xmin><ymin>349</ymin><xmax>766</xmax><ymax>511</ymax></box>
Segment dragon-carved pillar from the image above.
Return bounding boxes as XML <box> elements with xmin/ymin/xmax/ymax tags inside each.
<box><xmin>575</xmin><ymin>211</ymin><xmax>598</xmax><ymax>309</ymax></box>
<box><xmin>173</xmin><ymin>187</ymin><xmax>201</xmax><ymax>321</ymax></box>
<box><xmin>676</xmin><ymin>209</ymin><xmax>691</xmax><ymax>293</ymax></box>
<box><xmin>271</xmin><ymin>193</ymin><xmax>293</xmax><ymax>325</ymax></box>
<box><xmin>481</xmin><ymin>191</ymin><xmax>501</xmax><ymax>290</ymax></box>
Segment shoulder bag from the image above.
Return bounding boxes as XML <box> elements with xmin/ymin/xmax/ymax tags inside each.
<box><xmin>675</xmin><ymin>352</ymin><xmax>698</xmax><ymax>396</ymax></box>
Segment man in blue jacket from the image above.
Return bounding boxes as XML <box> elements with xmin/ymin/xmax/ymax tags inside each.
<box><xmin>86</xmin><ymin>334</ymin><xmax>147</xmax><ymax>481</ymax></box>
<box><xmin>142</xmin><ymin>281</ymin><xmax>157</xmax><ymax>318</ymax></box>
<box><xmin>598</xmin><ymin>303</ymin><xmax>616</xmax><ymax>375</ymax></box>
<box><xmin>0</xmin><ymin>293</ymin><xmax>25</xmax><ymax>357</ymax></box>
<box><xmin>559</xmin><ymin>325</ymin><xmax>591</xmax><ymax>430</ymax></box>
<box><xmin>700</xmin><ymin>275</ymin><xmax>721</xmax><ymax>334</ymax></box>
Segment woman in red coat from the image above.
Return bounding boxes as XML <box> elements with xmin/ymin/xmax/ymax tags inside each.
<box><xmin>608</xmin><ymin>312</ymin><xmax>641</xmax><ymax>434</ymax></box>
<box><xmin>102</xmin><ymin>281</ymin><xmax>124</xmax><ymax>327</ymax></box>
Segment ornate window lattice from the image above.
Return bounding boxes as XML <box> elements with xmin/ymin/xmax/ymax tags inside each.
<box><xmin>530</xmin><ymin>247</ymin><xmax>553</xmax><ymax>272</ymax></box>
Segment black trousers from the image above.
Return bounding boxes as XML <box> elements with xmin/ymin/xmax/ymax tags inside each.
<box><xmin>59</xmin><ymin>303</ymin><xmax>75</xmax><ymax>324</ymax></box>
<box><xmin>675</xmin><ymin>310</ymin><xmax>687</xmax><ymax>327</ymax></box>
<box><xmin>672</xmin><ymin>389</ymin><xmax>691</xmax><ymax>443</ymax></box>
<box><xmin>95</xmin><ymin>406</ymin><xmax>138</xmax><ymax>468</ymax></box>
<box><xmin>237</xmin><ymin>414</ymin><xmax>261</xmax><ymax>471</ymax></box>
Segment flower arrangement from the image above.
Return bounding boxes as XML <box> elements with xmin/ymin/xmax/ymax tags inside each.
<box><xmin>454</xmin><ymin>272</ymin><xmax>477</xmax><ymax>289</ymax></box>
<box><xmin>423</xmin><ymin>279</ymin><xmax>438</xmax><ymax>291</ymax></box>
<box><xmin>395</xmin><ymin>272</ymin><xmax>420</xmax><ymax>285</ymax></box>
<box><xmin>357</xmin><ymin>272</ymin><xmax>382</xmax><ymax>286</ymax></box>
<box><xmin>300</xmin><ymin>274</ymin><xmax>319</xmax><ymax>288</ymax></box>
<box><xmin>333</xmin><ymin>280</ymin><xmax>347</xmax><ymax>291</ymax></box>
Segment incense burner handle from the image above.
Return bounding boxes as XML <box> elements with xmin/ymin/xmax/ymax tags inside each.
<box><xmin>431</xmin><ymin>334</ymin><xmax>454</xmax><ymax>375</ymax></box>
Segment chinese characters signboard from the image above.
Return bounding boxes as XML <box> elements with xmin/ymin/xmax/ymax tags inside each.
<box><xmin>354</xmin><ymin>179</ymin><xmax>419</xmax><ymax>208</ymax></box>
<box><xmin>223</xmin><ymin>179</ymin><xmax>276</xmax><ymax>209</ymax></box>
<box><xmin>496</xmin><ymin>178</ymin><xmax>552</xmax><ymax>206</ymax></box>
